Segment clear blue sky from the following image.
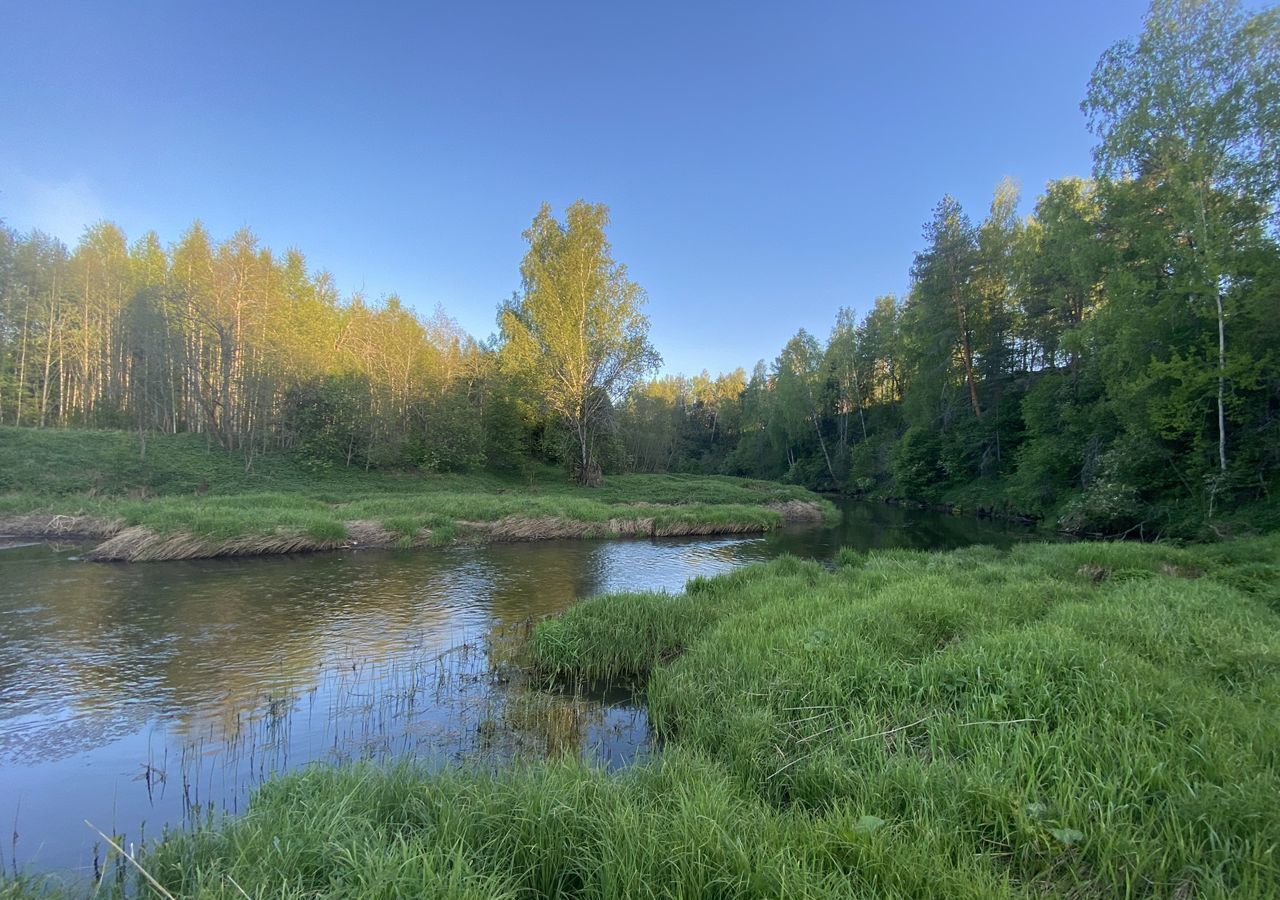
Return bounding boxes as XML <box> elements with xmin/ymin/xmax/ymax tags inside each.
<box><xmin>1</xmin><ymin>1</ymin><xmax>1147</xmax><ymax>376</ymax></box>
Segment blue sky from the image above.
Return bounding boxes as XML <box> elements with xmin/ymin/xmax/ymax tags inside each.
<box><xmin>1</xmin><ymin>1</ymin><xmax>1147</xmax><ymax>376</ymax></box>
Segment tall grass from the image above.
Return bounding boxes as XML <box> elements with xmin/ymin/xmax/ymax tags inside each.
<box><xmin>138</xmin><ymin>757</ymin><xmax>875</xmax><ymax>899</ymax></box>
<box><xmin>530</xmin><ymin>537</ymin><xmax>1280</xmax><ymax>897</ymax></box>
<box><xmin>8</xmin><ymin>537</ymin><xmax>1278</xmax><ymax>898</ymax></box>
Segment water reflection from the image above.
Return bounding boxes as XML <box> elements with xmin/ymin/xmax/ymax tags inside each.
<box><xmin>0</xmin><ymin>500</ymin><xmax>1033</xmax><ymax>875</ymax></box>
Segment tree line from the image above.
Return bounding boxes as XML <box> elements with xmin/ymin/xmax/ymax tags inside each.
<box><xmin>0</xmin><ymin>200</ymin><xmax>655</xmax><ymax>480</ymax></box>
<box><xmin>0</xmin><ymin>220</ymin><xmax>507</xmax><ymax>470</ymax></box>
<box><xmin>617</xmin><ymin>0</ymin><xmax>1280</xmax><ymax>535</ymax></box>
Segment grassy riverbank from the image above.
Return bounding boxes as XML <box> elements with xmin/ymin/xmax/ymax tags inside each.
<box><xmin>0</xmin><ymin>427</ymin><xmax>834</xmax><ymax>560</ymax></box>
<box><xmin>12</xmin><ymin>536</ymin><xmax>1277</xmax><ymax>898</ymax></box>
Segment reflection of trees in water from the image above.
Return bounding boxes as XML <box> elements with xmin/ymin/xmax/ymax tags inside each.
<box><xmin>0</xmin><ymin>505</ymin><xmax>1032</xmax><ymax>762</ymax></box>
<box><xmin>765</xmin><ymin>500</ymin><xmax>1034</xmax><ymax>557</ymax></box>
<box><xmin>1</xmin><ymin>550</ymin><xmax>479</xmax><ymax>755</ymax></box>
<box><xmin>0</xmin><ymin>542</ymin><xmax>630</xmax><ymax>761</ymax></box>
<box><xmin>174</xmin><ymin>617</ymin><xmax>646</xmax><ymax>814</ymax></box>
<box><xmin>137</xmin><ymin>552</ymin><xmax>512</xmax><ymax>741</ymax></box>
<box><xmin>482</xmin><ymin>540</ymin><xmax>606</xmax><ymax>623</ymax></box>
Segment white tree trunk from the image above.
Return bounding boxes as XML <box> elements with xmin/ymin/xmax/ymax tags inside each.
<box><xmin>1216</xmin><ymin>290</ymin><xmax>1227</xmax><ymax>474</ymax></box>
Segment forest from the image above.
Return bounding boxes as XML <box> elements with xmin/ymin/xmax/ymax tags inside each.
<box><xmin>2</xmin><ymin>0</ymin><xmax>1277</xmax><ymax>538</ymax></box>
<box><xmin>619</xmin><ymin>1</ymin><xmax>1280</xmax><ymax>538</ymax></box>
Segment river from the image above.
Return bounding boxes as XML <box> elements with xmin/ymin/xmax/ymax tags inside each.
<box><xmin>0</xmin><ymin>500</ymin><xmax>1035</xmax><ymax>877</ymax></box>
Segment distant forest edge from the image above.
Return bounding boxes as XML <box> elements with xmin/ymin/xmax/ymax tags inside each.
<box><xmin>1</xmin><ymin>0</ymin><xmax>1277</xmax><ymax>540</ymax></box>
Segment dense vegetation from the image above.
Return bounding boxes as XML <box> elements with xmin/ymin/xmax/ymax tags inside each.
<box><xmin>0</xmin><ymin>200</ymin><xmax>655</xmax><ymax>485</ymax></box>
<box><xmin>10</xmin><ymin>537</ymin><xmax>1277</xmax><ymax>898</ymax></box>
<box><xmin>618</xmin><ymin>1</ymin><xmax>1280</xmax><ymax>538</ymax></box>
<box><xmin>2</xmin><ymin>1</ymin><xmax>1276</xmax><ymax>536</ymax></box>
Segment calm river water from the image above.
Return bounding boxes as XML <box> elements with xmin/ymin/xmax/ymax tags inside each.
<box><xmin>0</xmin><ymin>500</ymin><xmax>1034</xmax><ymax>876</ymax></box>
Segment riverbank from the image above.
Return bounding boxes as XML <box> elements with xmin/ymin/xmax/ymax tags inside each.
<box><xmin>11</xmin><ymin>535</ymin><xmax>1276</xmax><ymax>898</ymax></box>
<box><xmin>0</xmin><ymin>427</ymin><xmax>834</xmax><ymax>561</ymax></box>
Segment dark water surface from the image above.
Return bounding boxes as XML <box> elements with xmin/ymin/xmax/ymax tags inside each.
<box><xmin>0</xmin><ymin>500</ymin><xmax>1034</xmax><ymax>876</ymax></box>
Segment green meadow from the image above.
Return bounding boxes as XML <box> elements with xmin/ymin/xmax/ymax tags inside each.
<box><xmin>0</xmin><ymin>427</ymin><xmax>832</xmax><ymax>552</ymax></box>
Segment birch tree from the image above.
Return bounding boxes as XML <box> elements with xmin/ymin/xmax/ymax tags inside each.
<box><xmin>1084</xmin><ymin>0</ymin><xmax>1280</xmax><ymax>478</ymax></box>
<box><xmin>500</xmin><ymin>201</ymin><xmax>659</xmax><ymax>485</ymax></box>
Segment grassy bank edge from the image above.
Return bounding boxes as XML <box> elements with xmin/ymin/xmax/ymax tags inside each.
<box><xmin>0</xmin><ymin>498</ymin><xmax>835</xmax><ymax>562</ymax></box>
<box><xmin>0</xmin><ymin>426</ymin><xmax>838</xmax><ymax>560</ymax></box>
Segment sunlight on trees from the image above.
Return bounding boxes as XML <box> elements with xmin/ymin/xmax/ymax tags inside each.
<box><xmin>500</xmin><ymin>201</ymin><xmax>659</xmax><ymax>486</ymax></box>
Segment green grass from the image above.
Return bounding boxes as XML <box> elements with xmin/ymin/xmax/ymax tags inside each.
<box><xmin>0</xmin><ymin>427</ymin><xmax>833</xmax><ymax>545</ymax></box>
<box><xmin>9</xmin><ymin>537</ymin><xmax>1278</xmax><ymax>898</ymax></box>
<box><xmin>528</xmin><ymin>537</ymin><xmax>1280</xmax><ymax>897</ymax></box>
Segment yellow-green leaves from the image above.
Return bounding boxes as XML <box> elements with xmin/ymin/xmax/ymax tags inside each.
<box><xmin>501</xmin><ymin>201</ymin><xmax>659</xmax><ymax>484</ymax></box>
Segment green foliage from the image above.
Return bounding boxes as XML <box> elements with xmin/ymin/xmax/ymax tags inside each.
<box><xmin>284</xmin><ymin>373</ymin><xmax>371</xmax><ymax>472</ymax></box>
<box><xmin>1057</xmin><ymin>478</ymin><xmax>1144</xmax><ymax>537</ymax></box>
<box><xmin>500</xmin><ymin>201</ymin><xmax>660</xmax><ymax>485</ymax></box>
<box><xmin>408</xmin><ymin>381</ymin><xmax>488</xmax><ymax>473</ymax></box>
<box><xmin>1084</xmin><ymin>0</ymin><xmax>1280</xmax><ymax>209</ymax></box>
<box><xmin>613</xmin><ymin>1</ymin><xmax>1280</xmax><ymax>535</ymax></box>
<box><xmin>889</xmin><ymin>426</ymin><xmax>945</xmax><ymax>499</ymax></box>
